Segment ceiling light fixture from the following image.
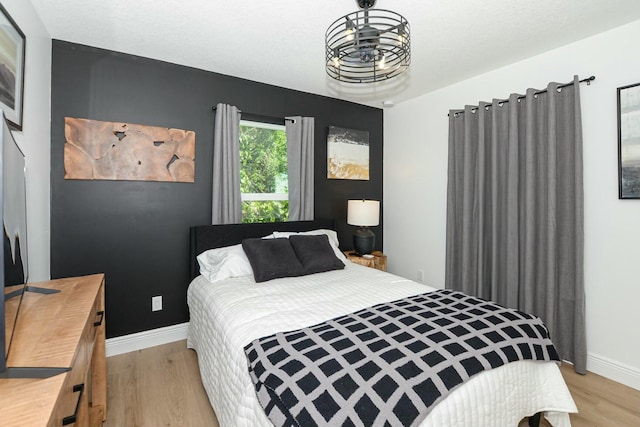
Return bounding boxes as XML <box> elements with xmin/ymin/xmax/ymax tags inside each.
<box><xmin>326</xmin><ymin>0</ymin><xmax>410</xmax><ymax>84</ymax></box>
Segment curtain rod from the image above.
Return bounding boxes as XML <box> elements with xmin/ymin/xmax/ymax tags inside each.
<box><xmin>449</xmin><ymin>75</ymin><xmax>596</xmax><ymax>117</ymax></box>
<box><xmin>211</xmin><ymin>106</ymin><xmax>295</xmax><ymax>123</ymax></box>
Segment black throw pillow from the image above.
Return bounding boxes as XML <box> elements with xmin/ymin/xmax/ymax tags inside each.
<box><xmin>242</xmin><ymin>238</ymin><xmax>305</xmax><ymax>283</ymax></box>
<box><xmin>289</xmin><ymin>234</ymin><xmax>345</xmax><ymax>275</ymax></box>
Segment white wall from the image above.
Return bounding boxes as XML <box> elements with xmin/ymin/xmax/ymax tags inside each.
<box><xmin>384</xmin><ymin>19</ymin><xmax>640</xmax><ymax>389</ymax></box>
<box><xmin>3</xmin><ymin>1</ymin><xmax>51</xmax><ymax>281</ymax></box>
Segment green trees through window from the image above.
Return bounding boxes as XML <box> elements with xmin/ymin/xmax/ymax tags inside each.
<box><xmin>239</xmin><ymin>121</ymin><xmax>289</xmax><ymax>223</ymax></box>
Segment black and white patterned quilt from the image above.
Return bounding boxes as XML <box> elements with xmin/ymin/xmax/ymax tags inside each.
<box><xmin>244</xmin><ymin>289</ymin><xmax>560</xmax><ymax>427</ymax></box>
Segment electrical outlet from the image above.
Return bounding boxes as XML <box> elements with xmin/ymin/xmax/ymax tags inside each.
<box><xmin>417</xmin><ymin>270</ymin><xmax>424</xmax><ymax>282</ymax></box>
<box><xmin>152</xmin><ymin>295</ymin><xmax>162</xmax><ymax>312</ymax></box>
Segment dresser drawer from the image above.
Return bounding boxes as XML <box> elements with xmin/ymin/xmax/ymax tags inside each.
<box><xmin>48</xmin><ymin>280</ymin><xmax>103</xmax><ymax>426</ymax></box>
<box><xmin>78</xmin><ymin>291</ymin><xmax>104</xmax><ymax>370</ymax></box>
<box><xmin>49</xmin><ymin>356</ymin><xmax>89</xmax><ymax>426</ymax></box>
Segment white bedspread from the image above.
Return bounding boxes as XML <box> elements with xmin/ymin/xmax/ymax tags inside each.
<box><xmin>187</xmin><ymin>263</ymin><xmax>577</xmax><ymax>427</ymax></box>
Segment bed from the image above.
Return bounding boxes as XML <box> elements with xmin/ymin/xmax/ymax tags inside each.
<box><xmin>187</xmin><ymin>220</ymin><xmax>577</xmax><ymax>427</ymax></box>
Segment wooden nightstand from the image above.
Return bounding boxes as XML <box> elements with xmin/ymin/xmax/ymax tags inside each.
<box><xmin>344</xmin><ymin>250</ymin><xmax>387</xmax><ymax>272</ymax></box>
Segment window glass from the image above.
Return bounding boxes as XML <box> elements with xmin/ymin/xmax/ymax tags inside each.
<box><xmin>239</xmin><ymin>120</ymin><xmax>288</xmax><ymax>223</ymax></box>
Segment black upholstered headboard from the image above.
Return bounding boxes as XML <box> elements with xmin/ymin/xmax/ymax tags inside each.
<box><xmin>189</xmin><ymin>219</ymin><xmax>335</xmax><ymax>280</ymax></box>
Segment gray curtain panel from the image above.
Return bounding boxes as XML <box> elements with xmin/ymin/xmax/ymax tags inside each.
<box><xmin>286</xmin><ymin>116</ymin><xmax>315</xmax><ymax>221</ymax></box>
<box><xmin>212</xmin><ymin>103</ymin><xmax>242</xmax><ymax>224</ymax></box>
<box><xmin>445</xmin><ymin>76</ymin><xmax>586</xmax><ymax>373</ymax></box>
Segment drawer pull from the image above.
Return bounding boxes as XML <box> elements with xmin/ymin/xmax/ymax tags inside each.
<box><xmin>62</xmin><ymin>383</ymin><xmax>84</xmax><ymax>425</ymax></box>
<box><xmin>94</xmin><ymin>310</ymin><xmax>105</xmax><ymax>327</ymax></box>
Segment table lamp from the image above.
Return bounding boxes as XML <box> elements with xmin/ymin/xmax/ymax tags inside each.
<box><xmin>347</xmin><ymin>199</ymin><xmax>380</xmax><ymax>255</ymax></box>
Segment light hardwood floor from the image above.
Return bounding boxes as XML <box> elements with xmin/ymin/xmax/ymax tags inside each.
<box><xmin>105</xmin><ymin>340</ymin><xmax>639</xmax><ymax>427</ymax></box>
<box><xmin>105</xmin><ymin>340</ymin><xmax>218</xmax><ymax>427</ymax></box>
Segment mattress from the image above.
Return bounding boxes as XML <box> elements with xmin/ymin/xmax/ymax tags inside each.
<box><xmin>187</xmin><ymin>262</ymin><xmax>577</xmax><ymax>427</ymax></box>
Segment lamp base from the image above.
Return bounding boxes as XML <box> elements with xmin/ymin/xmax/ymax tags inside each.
<box><xmin>353</xmin><ymin>227</ymin><xmax>375</xmax><ymax>255</ymax></box>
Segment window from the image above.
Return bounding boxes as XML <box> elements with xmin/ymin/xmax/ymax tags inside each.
<box><xmin>239</xmin><ymin>120</ymin><xmax>288</xmax><ymax>223</ymax></box>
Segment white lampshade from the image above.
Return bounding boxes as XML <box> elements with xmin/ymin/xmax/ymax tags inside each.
<box><xmin>347</xmin><ymin>200</ymin><xmax>380</xmax><ymax>227</ymax></box>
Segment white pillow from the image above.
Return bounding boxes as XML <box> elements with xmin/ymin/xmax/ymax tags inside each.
<box><xmin>272</xmin><ymin>229</ymin><xmax>347</xmax><ymax>262</ymax></box>
<box><xmin>197</xmin><ymin>244</ymin><xmax>253</xmax><ymax>283</ymax></box>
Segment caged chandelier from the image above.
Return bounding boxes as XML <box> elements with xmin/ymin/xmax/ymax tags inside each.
<box><xmin>326</xmin><ymin>0</ymin><xmax>410</xmax><ymax>83</ymax></box>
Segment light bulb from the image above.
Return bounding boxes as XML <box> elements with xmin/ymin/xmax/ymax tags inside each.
<box><xmin>331</xmin><ymin>48</ymin><xmax>341</xmax><ymax>68</ymax></box>
<box><xmin>397</xmin><ymin>24</ymin><xmax>406</xmax><ymax>45</ymax></box>
<box><xmin>345</xmin><ymin>27</ymin><xmax>355</xmax><ymax>42</ymax></box>
<box><xmin>378</xmin><ymin>55</ymin><xmax>386</xmax><ymax>70</ymax></box>
<box><xmin>345</xmin><ymin>18</ymin><xmax>355</xmax><ymax>42</ymax></box>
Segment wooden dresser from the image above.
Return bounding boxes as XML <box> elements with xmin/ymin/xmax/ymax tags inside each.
<box><xmin>0</xmin><ymin>274</ymin><xmax>106</xmax><ymax>426</ymax></box>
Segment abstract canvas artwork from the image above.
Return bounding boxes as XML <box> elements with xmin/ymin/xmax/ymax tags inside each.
<box><xmin>64</xmin><ymin>117</ymin><xmax>195</xmax><ymax>183</ymax></box>
<box><xmin>618</xmin><ymin>82</ymin><xmax>640</xmax><ymax>199</ymax></box>
<box><xmin>327</xmin><ymin>125</ymin><xmax>369</xmax><ymax>180</ymax></box>
<box><xmin>0</xmin><ymin>4</ymin><xmax>25</xmax><ymax>130</ymax></box>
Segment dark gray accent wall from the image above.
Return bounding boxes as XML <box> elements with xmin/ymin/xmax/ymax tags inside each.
<box><xmin>50</xmin><ymin>40</ymin><xmax>383</xmax><ymax>338</ymax></box>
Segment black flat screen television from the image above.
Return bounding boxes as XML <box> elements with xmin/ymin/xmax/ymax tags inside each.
<box><xmin>0</xmin><ymin>111</ymin><xmax>64</xmax><ymax>379</ymax></box>
<box><xmin>0</xmin><ymin>110</ymin><xmax>28</xmax><ymax>374</ymax></box>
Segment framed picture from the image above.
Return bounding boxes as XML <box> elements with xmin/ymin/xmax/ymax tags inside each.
<box><xmin>327</xmin><ymin>125</ymin><xmax>369</xmax><ymax>180</ymax></box>
<box><xmin>0</xmin><ymin>4</ymin><xmax>25</xmax><ymax>130</ymax></box>
<box><xmin>618</xmin><ymin>82</ymin><xmax>640</xmax><ymax>199</ymax></box>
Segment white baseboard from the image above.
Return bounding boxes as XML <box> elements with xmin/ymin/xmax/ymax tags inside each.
<box><xmin>587</xmin><ymin>352</ymin><xmax>640</xmax><ymax>391</ymax></box>
<box><xmin>105</xmin><ymin>322</ymin><xmax>189</xmax><ymax>357</ymax></box>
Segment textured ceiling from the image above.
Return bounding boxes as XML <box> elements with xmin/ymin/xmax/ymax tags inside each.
<box><xmin>30</xmin><ymin>0</ymin><xmax>640</xmax><ymax>107</ymax></box>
